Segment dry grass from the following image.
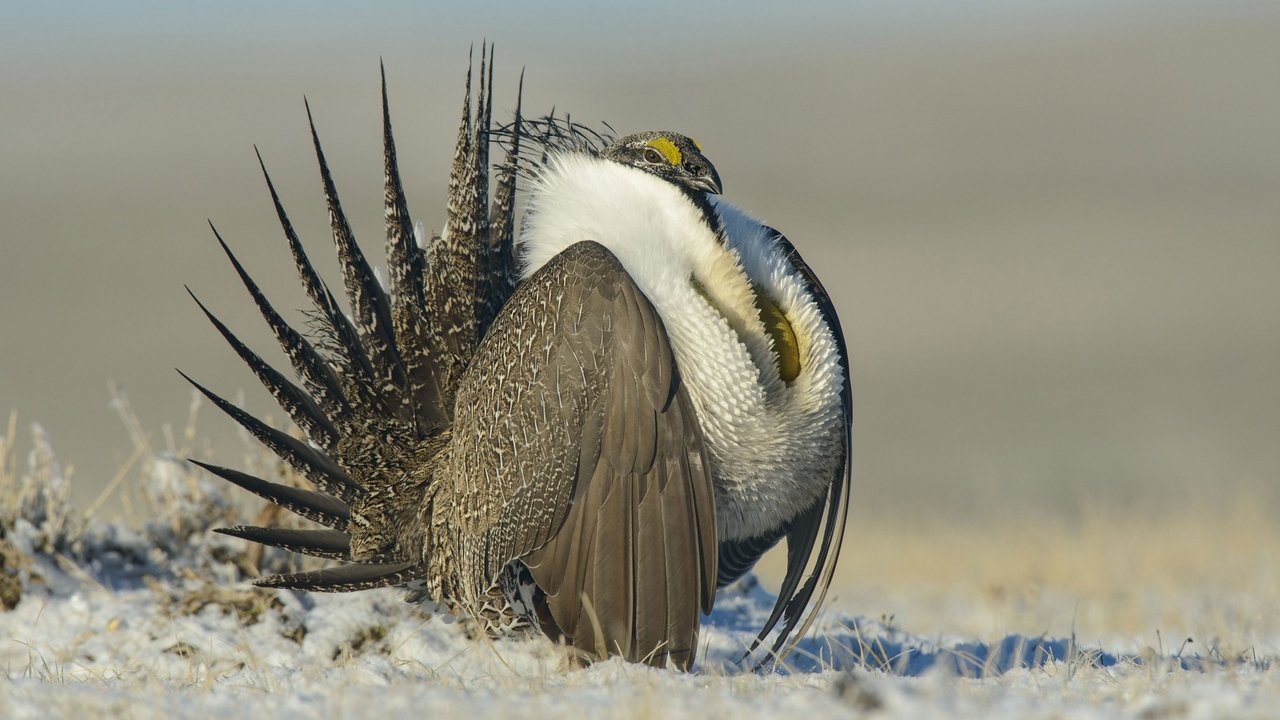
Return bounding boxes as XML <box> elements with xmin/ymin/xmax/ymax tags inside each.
<box><xmin>0</xmin><ymin>410</ymin><xmax>82</xmax><ymax>553</ymax></box>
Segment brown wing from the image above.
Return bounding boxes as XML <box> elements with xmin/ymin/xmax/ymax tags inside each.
<box><xmin>444</xmin><ymin>240</ymin><xmax>717</xmax><ymax>669</ymax></box>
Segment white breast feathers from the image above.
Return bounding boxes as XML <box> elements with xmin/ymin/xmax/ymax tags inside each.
<box><xmin>520</xmin><ymin>154</ymin><xmax>845</xmax><ymax>542</ymax></box>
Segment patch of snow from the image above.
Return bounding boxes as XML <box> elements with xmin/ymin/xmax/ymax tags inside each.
<box><xmin>2</xmin><ymin>424</ymin><xmax>1277</xmax><ymax>718</ymax></box>
<box><xmin>2</xmin><ymin>520</ymin><xmax>1277</xmax><ymax>719</ymax></box>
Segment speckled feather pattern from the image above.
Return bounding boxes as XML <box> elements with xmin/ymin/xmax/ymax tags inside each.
<box><xmin>431</xmin><ymin>242</ymin><xmax>716</xmax><ymax>667</ymax></box>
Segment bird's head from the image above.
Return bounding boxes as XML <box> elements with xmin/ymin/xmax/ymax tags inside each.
<box><xmin>603</xmin><ymin>131</ymin><xmax>723</xmax><ymax>195</ymax></box>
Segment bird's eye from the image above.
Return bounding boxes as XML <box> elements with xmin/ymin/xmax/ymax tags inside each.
<box><xmin>643</xmin><ymin>148</ymin><xmax>666</xmax><ymax>165</ymax></box>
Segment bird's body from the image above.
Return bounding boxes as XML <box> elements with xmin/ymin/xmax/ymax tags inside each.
<box><xmin>189</xmin><ymin>55</ymin><xmax>849</xmax><ymax>671</ymax></box>
<box><xmin>521</xmin><ymin>155</ymin><xmax>846</xmax><ymax>548</ymax></box>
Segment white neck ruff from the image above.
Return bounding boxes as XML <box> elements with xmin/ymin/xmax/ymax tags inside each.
<box><xmin>520</xmin><ymin>154</ymin><xmax>845</xmax><ymax>541</ymax></box>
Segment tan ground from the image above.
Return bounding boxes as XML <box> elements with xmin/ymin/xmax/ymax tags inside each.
<box><xmin>806</xmin><ymin>507</ymin><xmax>1280</xmax><ymax>648</ymax></box>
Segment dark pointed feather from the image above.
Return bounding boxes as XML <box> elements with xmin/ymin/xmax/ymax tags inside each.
<box><xmin>256</xmin><ymin>147</ymin><xmax>382</xmax><ymax>413</ymax></box>
<box><xmin>177</xmin><ymin>370</ymin><xmax>363</xmax><ymax>503</ymax></box>
<box><xmin>254</xmin><ymin>561</ymin><xmax>422</xmax><ymax>592</ymax></box>
<box><xmin>255</xmin><ymin>146</ymin><xmax>329</xmax><ymax>312</ymax></box>
<box><xmin>380</xmin><ymin>63</ymin><xmax>449</xmax><ymax>434</ymax></box>
<box><xmin>440</xmin><ymin>50</ymin><xmax>473</xmax><ymax>250</ymax></box>
<box><xmin>215</xmin><ymin>526</ymin><xmax>353</xmax><ymax>561</ymax></box>
<box><xmin>186</xmin><ymin>287</ymin><xmax>340</xmax><ymax>454</ymax></box>
<box><xmin>305</xmin><ymin>99</ymin><xmax>410</xmax><ymax>423</ymax></box>
<box><xmin>425</xmin><ymin>52</ymin><xmax>480</xmax><ymax>382</ymax></box>
<box><xmin>478</xmin><ymin>68</ymin><xmax>523</xmax><ymax>336</ymax></box>
<box><xmin>770</xmin><ymin>476</ymin><xmax>847</xmax><ymax>659</ymax></box>
<box><xmin>738</xmin><ymin>496</ymin><xmax>822</xmax><ymax>667</ymax></box>
<box><xmin>317</xmin><ymin>281</ymin><xmax>382</xmax><ymax>405</ymax></box>
<box><xmin>208</xmin><ymin>221</ymin><xmax>351</xmax><ymax>430</ymax></box>
<box><xmin>467</xmin><ymin>42</ymin><xmax>494</xmax><ymax>337</ymax></box>
<box><xmin>380</xmin><ymin>62</ymin><xmax>426</xmax><ymax>314</ymax></box>
<box><xmin>475</xmin><ymin>42</ymin><xmax>492</xmax><ymax>203</ymax></box>
<box><xmin>187</xmin><ymin>459</ymin><xmax>349</xmax><ymax>529</ymax></box>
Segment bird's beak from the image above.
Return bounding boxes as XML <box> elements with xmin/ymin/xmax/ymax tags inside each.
<box><xmin>688</xmin><ymin>167</ymin><xmax>723</xmax><ymax>195</ymax></box>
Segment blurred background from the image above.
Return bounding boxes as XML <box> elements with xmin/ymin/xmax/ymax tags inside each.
<box><xmin>3</xmin><ymin>1</ymin><xmax>1279</xmax><ymax>635</ymax></box>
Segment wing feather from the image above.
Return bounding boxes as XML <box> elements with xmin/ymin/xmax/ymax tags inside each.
<box><xmin>740</xmin><ymin>230</ymin><xmax>853</xmax><ymax>668</ymax></box>
<box><xmin>445</xmin><ymin>241</ymin><xmax>717</xmax><ymax>668</ymax></box>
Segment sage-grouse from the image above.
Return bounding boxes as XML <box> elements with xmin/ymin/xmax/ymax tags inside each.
<box><xmin>187</xmin><ymin>51</ymin><xmax>850</xmax><ymax>671</ymax></box>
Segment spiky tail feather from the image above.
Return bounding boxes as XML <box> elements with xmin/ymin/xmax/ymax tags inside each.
<box><xmin>185</xmin><ymin>54</ymin><xmax>518</xmax><ymax>593</ymax></box>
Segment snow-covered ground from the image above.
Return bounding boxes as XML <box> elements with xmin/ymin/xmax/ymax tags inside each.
<box><xmin>3</xmin><ymin>416</ymin><xmax>1278</xmax><ymax>719</ymax></box>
